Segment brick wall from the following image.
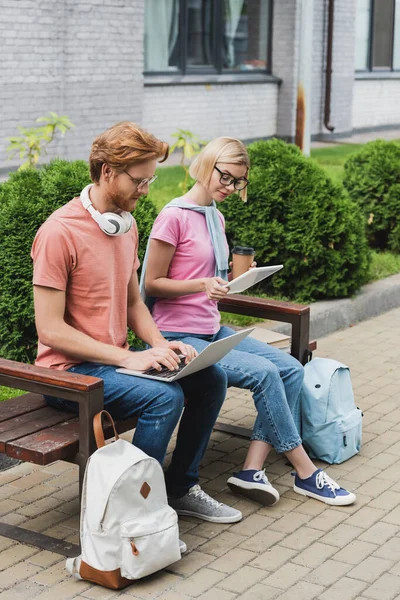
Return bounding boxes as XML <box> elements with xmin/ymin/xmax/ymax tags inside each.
<box><xmin>142</xmin><ymin>82</ymin><xmax>278</xmax><ymax>145</ymax></box>
<box><xmin>0</xmin><ymin>0</ymin><xmax>144</xmax><ymax>169</ymax></box>
<box><xmin>352</xmin><ymin>80</ymin><xmax>400</xmax><ymax>129</ymax></box>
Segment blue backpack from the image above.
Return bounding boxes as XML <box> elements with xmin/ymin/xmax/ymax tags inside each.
<box><xmin>301</xmin><ymin>358</ymin><xmax>362</xmax><ymax>464</ymax></box>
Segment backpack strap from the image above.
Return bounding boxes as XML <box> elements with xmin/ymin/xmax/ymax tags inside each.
<box><xmin>93</xmin><ymin>410</ymin><xmax>119</xmax><ymax>449</ymax></box>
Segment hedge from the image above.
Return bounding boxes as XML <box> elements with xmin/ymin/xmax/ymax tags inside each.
<box><xmin>343</xmin><ymin>139</ymin><xmax>400</xmax><ymax>252</ymax></box>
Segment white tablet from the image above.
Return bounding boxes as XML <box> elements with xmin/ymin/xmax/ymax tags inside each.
<box><xmin>225</xmin><ymin>265</ymin><xmax>283</xmax><ymax>294</ymax></box>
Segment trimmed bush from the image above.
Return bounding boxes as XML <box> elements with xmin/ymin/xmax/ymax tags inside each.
<box><xmin>219</xmin><ymin>139</ymin><xmax>370</xmax><ymax>302</ymax></box>
<box><xmin>0</xmin><ymin>159</ymin><xmax>157</xmax><ymax>363</ymax></box>
<box><xmin>343</xmin><ymin>140</ymin><xmax>400</xmax><ymax>252</ymax></box>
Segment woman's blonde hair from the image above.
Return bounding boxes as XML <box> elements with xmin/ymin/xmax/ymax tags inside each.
<box><xmin>89</xmin><ymin>121</ymin><xmax>169</xmax><ymax>183</ymax></box>
<box><xmin>189</xmin><ymin>137</ymin><xmax>250</xmax><ymax>201</ymax></box>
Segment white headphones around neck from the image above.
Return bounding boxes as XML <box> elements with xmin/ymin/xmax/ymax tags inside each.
<box><xmin>80</xmin><ymin>184</ymin><xmax>133</xmax><ymax>236</ymax></box>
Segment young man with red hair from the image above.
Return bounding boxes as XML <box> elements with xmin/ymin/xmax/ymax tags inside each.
<box><xmin>31</xmin><ymin>122</ymin><xmax>242</xmax><ymax>524</ymax></box>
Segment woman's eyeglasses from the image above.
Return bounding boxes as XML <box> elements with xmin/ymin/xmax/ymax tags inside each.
<box><xmin>214</xmin><ymin>166</ymin><xmax>249</xmax><ymax>191</ymax></box>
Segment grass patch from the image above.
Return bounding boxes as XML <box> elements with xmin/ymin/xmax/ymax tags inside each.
<box><xmin>369</xmin><ymin>250</ymin><xmax>400</xmax><ymax>281</ymax></box>
<box><xmin>0</xmin><ymin>387</ymin><xmax>25</xmax><ymax>402</ymax></box>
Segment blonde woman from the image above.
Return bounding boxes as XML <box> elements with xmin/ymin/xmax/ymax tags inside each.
<box><xmin>142</xmin><ymin>137</ymin><xmax>356</xmax><ymax>509</ymax></box>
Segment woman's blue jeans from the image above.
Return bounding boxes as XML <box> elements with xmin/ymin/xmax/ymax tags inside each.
<box><xmin>162</xmin><ymin>326</ymin><xmax>304</xmax><ymax>454</ymax></box>
<box><xmin>45</xmin><ymin>350</ymin><xmax>227</xmax><ymax>498</ymax></box>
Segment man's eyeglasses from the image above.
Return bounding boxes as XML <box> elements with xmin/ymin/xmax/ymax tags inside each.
<box><xmin>123</xmin><ymin>170</ymin><xmax>158</xmax><ymax>190</ymax></box>
<box><xmin>214</xmin><ymin>166</ymin><xmax>249</xmax><ymax>191</ymax></box>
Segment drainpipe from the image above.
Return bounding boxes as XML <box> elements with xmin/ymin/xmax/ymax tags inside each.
<box><xmin>324</xmin><ymin>0</ymin><xmax>335</xmax><ymax>132</ymax></box>
<box><xmin>295</xmin><ymin>0</ymin><xmax>314</xmax><ymax>156</ymax></box>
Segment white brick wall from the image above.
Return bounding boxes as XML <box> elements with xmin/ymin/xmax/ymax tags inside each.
<box><xmin>142</xmin><ymin>83</ymin><xmax>278</xmax><ymax>144</ymax></box>
<box><xmin>0</xmin><ymin>0</ymin><xmax>144</xmax><ymax>168</ymax></box>
<box><xmin>352</xmin><ymin>80</ymin><xmax>400</xmax><ymax>129</ymax></box>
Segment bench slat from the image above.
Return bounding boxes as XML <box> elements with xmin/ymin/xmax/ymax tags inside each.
<box><xmin>0</xmin><ymin>408</ymin><xmax>75</xmax><ymax>451</ymax></box>
<box><xmin>6</xmin><ymin>420</ymin><xmax>80</xmax><ymax>464</ymax></box>
<box><xmin>6</xmin><ymin>415</ymin><xmax>139</xmax><ymax>465</ymax></box>
<box><xmin>0</xmin><ymin>393</ymin><xmax>47</xmax><ymax>423</ymax></box>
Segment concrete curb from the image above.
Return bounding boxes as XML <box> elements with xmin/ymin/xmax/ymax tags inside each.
<box><xmin>272</xmin><ymin>273</ymin><xmax>400</xmax><ymax>340</ymax></box>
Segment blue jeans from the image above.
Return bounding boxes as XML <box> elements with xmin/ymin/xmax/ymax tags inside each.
<box><xmin>162</xmin><ymin>326</ymin><xmax>304</xmax><ymax>454</ymax></box>
<box><xmin>45</xmin><ymin>350</ymin><xmax>227</xmax><ymax>497</ymax></box>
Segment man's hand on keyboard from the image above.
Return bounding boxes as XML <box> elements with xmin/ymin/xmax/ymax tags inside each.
<box><xmin>164</xmin><ymin>340</ymin><xmax>198</xmax><ymax>364</ymax></box>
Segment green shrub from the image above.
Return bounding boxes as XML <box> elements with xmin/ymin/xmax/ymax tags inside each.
<box><xmin>219</xmin><ymin>139</ymin><xmax>370</xmax><ymax>302</ymax></box>
<box><xmin>343</xmin><ymin>140</ymin><xmax>400</xmax><ymax>252</ymax></box>
<box><xmin>0</xmin><ymin>159</ymin><xmax>157</xmax><ymax>363</ymax></box>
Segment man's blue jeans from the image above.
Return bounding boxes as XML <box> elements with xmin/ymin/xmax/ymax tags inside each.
<box><xmin>45</xmin><ymin>351</ymin><xmax>227</xmax><ymax>498</ymax></box>
<box><xmin>162</xmin><ymin>326</ymin><xmax>304</xmax><ymax>454</ymax></box>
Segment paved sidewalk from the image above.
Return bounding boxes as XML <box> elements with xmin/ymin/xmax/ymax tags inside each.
<box><xmin>1</xmin><ymin>308</ymin><xmax>400</xmax><ymax>599</ymax></box>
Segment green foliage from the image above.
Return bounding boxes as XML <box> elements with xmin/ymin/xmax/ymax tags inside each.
<box><xmin>0</xmin><ymin>159</ymin><xmax>158</xmax><ymax>363</ymax></box>
<box><xmin>343</xmin><ymin>140</ymin><xmax>400</xmax><ymax>252</ymax></box>
<box><xmin>170</xmin><ymin>129</ymin><xmax>206</xmax><ymax>193</ymax></box>
<box><xmin>219</xmin><ymin>139</ymin><xmax>370</xmax><ymax>302</ymax></box>
<box><xmin>7</xmin><ymin>112</ymin><xmax>74</xmax><ymax>170</ymax></box>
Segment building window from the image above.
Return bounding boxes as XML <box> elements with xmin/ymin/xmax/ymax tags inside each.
<box><xmin>144</xmin><ymin>0</ymin><xmax>272</xmax><ymax>75</ymax></box>
<box><xmin>355</xmin><ymin>0</ymin><xmax>400</xmax><ymax>71</ymax></box>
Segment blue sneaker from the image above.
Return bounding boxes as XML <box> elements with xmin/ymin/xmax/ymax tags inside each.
<box><xmin>227</xmin><ymin>469</ymin><xmax>280</xmax><ymax>506</ymax></box>
<box><xmin>293</xmin><ymin>469</ymin><xmax>356</xmax><ymax>506</ymax></box>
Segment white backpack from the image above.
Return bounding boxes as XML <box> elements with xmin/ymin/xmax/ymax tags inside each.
<box><xmin>66</xmin><ymin>411</ymin><xmax>182</xmax><ymax>590</ymax></box>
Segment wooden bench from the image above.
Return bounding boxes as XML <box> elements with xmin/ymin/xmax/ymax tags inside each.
<box><xmin>0</xmin><ymin>294</ymin><xmax>315</xmax><ymax>551</ymax></box>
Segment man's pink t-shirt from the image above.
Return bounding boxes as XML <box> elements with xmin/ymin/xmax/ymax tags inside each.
<box><xmin>31</xmin><ymin>197</ymin><xmax>140</xmax><ymax>370</ymax></box>
<box><xmin>150</xmin><ymin>200</ymin><xmax>228</xmax><ymax>334</ymax></box>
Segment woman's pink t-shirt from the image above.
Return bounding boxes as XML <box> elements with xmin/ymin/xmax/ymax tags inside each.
<box><xmin>150</xmin><ymin>201</ymin><xmax>228</xmax><ymax>334</ymax></box>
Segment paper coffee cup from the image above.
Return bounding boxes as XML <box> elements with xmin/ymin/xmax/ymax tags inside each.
<box><xmin>231</xmin><ymin>246</ymin><xmax>255</xmax><ymax>280</ymax></box>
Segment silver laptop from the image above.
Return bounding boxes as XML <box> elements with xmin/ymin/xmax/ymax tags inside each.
<box><xmin>116</xmin><ymin>327</ymin><xmax>255</xmax><ymax>382</ymax></box>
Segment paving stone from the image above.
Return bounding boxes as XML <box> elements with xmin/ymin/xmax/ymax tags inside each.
<box><xmin>209</xmin><ymin>548</ymin><xmax>257</xmax><ymax>573</ymax></box>
<box><xmin>0</xmin><ymin>561</ymin><xmax>43</xmax><ymax>589</ymax></box>
<box><xmin>347</xmin><ymin>556</ymin><xmax>395</xmax><ymax>583</ymax></box>
<box><xmin>362</xmin><ymin>573</ymin><xmax>400</xmax><ymax>600</ymax></box>
<box><xmin>239</xmin><ymin>529</ymin><xmax>285</xmax><ymax>553</ymax></box>
<box><xmin>268</xmin><ymin>511</ymin><xmax>311</xmax><ymax>534</ymax></box>
<box><xmin>217</xmin><ymin>565</ymin><xmax>265</xmax><ymax>593</ymax></box>
<box><xmin>167</xmin><ymin>551</ymin><xmax>215</xmax><ymax>577</ymax></box>
<box><xmin>279</xmin><ymin>526</ymin><xmax>324</xmax><ymax>551</ymax></box>
<box><xmin>172</xmin><ymin>567</ymin><xmax>225</xmax><ymax>597</ymax></box>
<box><xmin>291</xmin><ymin>541</ymin><xmax>338</xmax><ymax>568</ymax></box>
<box><xmin>358</xmin><ymin>521</ymin><xmax>400</xmax><ymax>545</ymax></box>
<box><xmin>322</xmin><ymin>524</ymin><xmax>364</xmax><ymax>548</ymax></box>
<box><xmin>30</xmin><ymin>560</ymin><xmax>67</xmax><ymax>585</ymax></box>
<box><xmin>373</xmin><ymin>536</ymin><xmax>400</xmax><ymax>562</ymax></box>
<box><xmin>235</xmin><ymin>583</ymin><xmax>281</xmax><ymax>599</ymax></box>
<box><xmin>197</xmin><ymin>589</ymin><xmax>237</xmax><ymax>600</ymax></box>
<box><xmin>383</xmin><ymin>506</ymin><xmax>400</xmax><ymax>526</ymax></box>
<box><xmin>249</xmin><ymin>545</ymin><xmax>297</xmax><ymax>571</ymax></box>
<box><xmin>305</xmin><ymin>559</ymin><xmax>351</xmax><ymax>586</ymax></box>
<box><xmin>31</xmin><ymin>578</ymin><xmax>92</xmax><ymax>599</ymax></box>
<box><xmin>318</xmin><ymin>576</ymin><xmax>368</xmax><ymax>600</ymax></box>
<box><xmin>27</xmin><ymin>550</ymin><xmax>63</xmax><ymax>568</ymax></box>
<box><xmin>345</xmin><ymin>507</ymin><xmax>388</xmax><ymax>530</ymax></box>
<box><xmin>334</xmin><ymin>540</ymin><xmax>379</xmax><ymax>565</ymax></box>
<box><xmin>306</xmin><ymin>509</ymin><xmax>347</xmax><ymax>531</ymax></box>
<box><xmin>120</xmin><ymin>571</ymin><xmax>182</xmax><ymax>599</ymax></box>
<box><xmin>229</xmin><ymin>514</ymin><xmax>274</xmax><ymax>537</ymax></box>
<box><xmin>0</xmin><ymin>544</ymin><xmax>38</xmax><ymax>570</ymax></box>
<box><xmin>82</xmin><ymin>585</ymin><xmax>124</xmax><ymax>599</ymax></box>
<box><xmin>262</xmin><ymin>562</ymin><xmax>310</xmax><ymax>590</ymax></box>
<box><xmin>0</xmin><ymin>498</ymin><xmax>24</xmax><ymax>516</ymax></box>
<box><xmin>8</xmin><ymin>471</ymin><xmax>54</xmax><ymax>490</ymax></box>
<box><xmin>199</xmin><ymin>531</ymin><xmax>246</xmax><ymax>557</ymax></box>
<box><xmin>368</xmin><ymin>490</ymin><xmax>400</xmax><ymax>511</ymax></box>
<box><xmin>272</xmin><ymin>580</ymin><xmax>325</xmax><ymax>600</ymax></box>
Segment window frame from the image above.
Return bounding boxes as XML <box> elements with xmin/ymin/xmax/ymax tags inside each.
<box><xmin>357</xmin><ymin>0</ymin><xmax>399</xmax><ymax>72</ymax></box>
<box><xmin>144</xmin><ymin>0</ymin><xmax>274</xmax><ymax>77</ymax></box>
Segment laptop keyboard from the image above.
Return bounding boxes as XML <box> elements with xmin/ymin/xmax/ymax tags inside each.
<box><xmin>142</xmin><ymin>356</ymin><xmax>186</xmax><ymax>379</ymax></box>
